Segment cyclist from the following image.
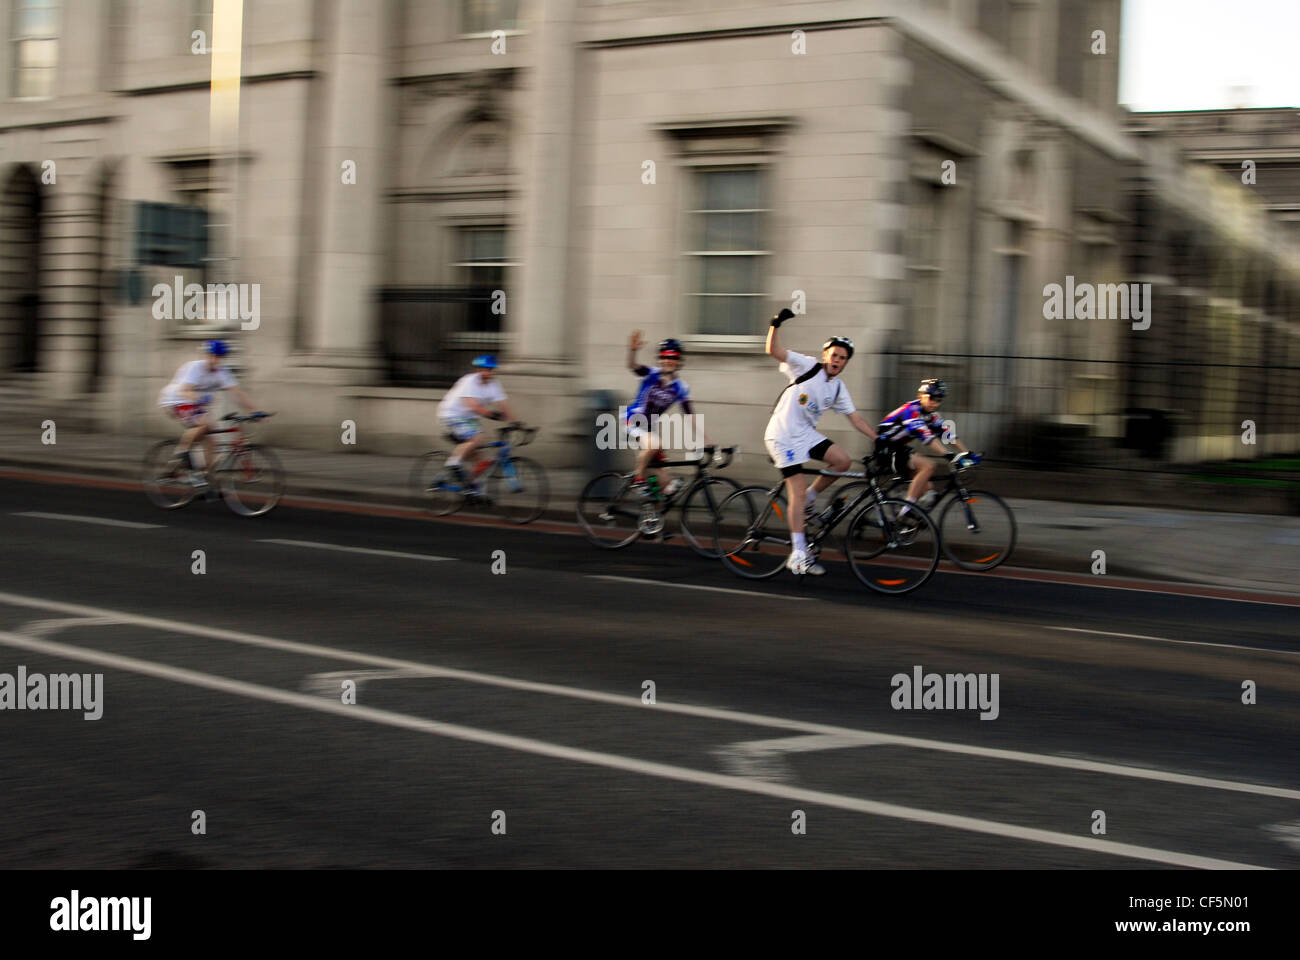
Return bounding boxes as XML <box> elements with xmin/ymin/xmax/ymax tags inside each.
<box><xmin>764</xmin><ymin>308</ymin><xmax>879</xmax><ymax>576</ymax></box>
<box><xmin>157</xmin><ymin>340</ymin><xmax>262</xmax><ymax>491</ymax></box>
<box><xmin>438</xmin><ymin>354</ymin><xmax>516</xmax><ymax>497</ymax></box>
<box><xmin>625</xmin><ymin>331</ymin><xmax>711</xmax><ymax>500</ymax></box>
<box><xmin>877</xmin><ymin>378</ymin><xmax>977</xmax><ymax>515</ymax></box>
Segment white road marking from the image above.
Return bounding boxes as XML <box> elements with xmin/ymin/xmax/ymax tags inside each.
<box><xmin>13</xmin><ymin>512</ymin><xmax>162</xmax><ymax>530</ymax></box>
<box><xmin>591</xmin><ymin>574</ymin><xmax>812</xmax><ymax>600</ymax></box>
<box><xmin>1264</xmin><ymin>820</ymin><xmax>1300</xmax><ymax>853</ymax></box>
<box><xmin>302</xmin><ymin>668</ymin><xmax>442</xmax><ymax>695</ymax></box>
<box><xmin>0</xmin><ymin>625</ymin><xmax>1269</xmax><ymax>870</ymax></box>
<box><xmin>258</xmin><ymin>539</ymin><xmax>453</xmax><ymax>562</ymax></box>
<box><xmin>1048</xmin><ymin>625</ymin><xmax>1300</xmax><ymax>657</ymax></box>
<box><xmin>17</xmin><ymin>617</ymin><xmax>121</xmax><ymax>638</ymax></box>
<box><xmin>714</xmin><ymin>733</ymin><xmax>892</xmax><ymax>783</ymax></box>
<box><xmin>0</xmin><ymin>590</ymin><xmax>1296</xmax><ymax>802</ymax></box>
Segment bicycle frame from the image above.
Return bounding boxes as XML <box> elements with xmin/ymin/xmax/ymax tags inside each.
<box><xmin>745</xmin><ymin>459</ymin><xmax>908</xmax><ymax>553</ymax></box>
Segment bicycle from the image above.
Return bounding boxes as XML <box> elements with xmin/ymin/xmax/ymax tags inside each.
<box><xmin>142</xmin><ymin>412</ymin><xmax>284</xmax><ymax>517</ymax></box>
<box><xmin>576</xmin><ymin>446</ymin><xmax>740</xmax><ymax>556</ymax></box>
<box><xmin>712</xmin><ymin>452</ymin><xmax>940</xmax><ymax>595</ymax></box>
<box><xmin>884</xmin><ymin>455</ymin><xmax>1016</xmax><ymax>571</ymax></box>
<box><xmin>410</xmin><ymin>424</ymin><xmax>548</xmax><ymax>524</ymax></box>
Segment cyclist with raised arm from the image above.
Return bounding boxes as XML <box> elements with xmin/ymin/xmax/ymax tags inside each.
<box><xmin>438</xmin><ymin>354</ymin><xmax>516</xmax><ymax>498</ymax></box>
<box><xmin>877</xmin><ymin>379</ymin><xmax>977</xmax><ymax>516</ymax></box>
<box><xmin>625</xmin><ymin>331</ymin><xmax>711</xmax><ymax>501</ymax></box>
<box><xmin>157</xmin><ymin>340</ymin><xmax>263</xmax><ymax>492</ymax></box>
<box><xmin>764</xmin><ymin>308</ymin><xmax>878</xmax><ymax>576</ymax></box>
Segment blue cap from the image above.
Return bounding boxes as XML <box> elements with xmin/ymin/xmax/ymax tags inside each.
<box><xmin>472</xmin><ymin>354</ymin><xmax>498</xmax><ymax>369</ymax></box>
<box><xmin>206</xmin><ymin>340</ymin><xmax>229</xmax><ymax>357</ymax></box>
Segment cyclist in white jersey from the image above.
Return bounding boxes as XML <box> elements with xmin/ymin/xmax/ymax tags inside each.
<box><xmin>764</xmin><ymin>308</ymin><xmax>878</xmax><ymax>575</ymax></box>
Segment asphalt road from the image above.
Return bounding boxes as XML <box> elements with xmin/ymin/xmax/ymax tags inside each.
<box><xmin>1</xmin><ymin>475</ymin><xmax>1297</xmax><ymax>869</ymax></box>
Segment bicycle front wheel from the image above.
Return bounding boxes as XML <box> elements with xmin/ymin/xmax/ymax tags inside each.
<box><xmin>576</xmin><ymin>472</ymin><xmax>641</xmax><ymax>548</ymax></box>
<box><xmin>142</xmin><ymin>440</ymin><xmax>197</xmax><ymax>510</ymax></box>
<box><xmin>486</xmin><ymin>456</ymin><xmax>548</xmax><ymax>524</ymax></box>
<box><xmin>844</xmin><ymin>498</ymin><xmax>939</xmax><ymax>595</ymax></box>
<box><xmin>678</xmin><ymin>476</ymin><xmax>741</xmax><ymax>557</ymax></box>
<box><xmin>938</xmin><ymin>489</ymin><xmax>1016</xmax><ymax>570</ymax></box>
<box><xmin>410</xmin><ymin>451</ymin><xmax>465</xmax><ymax>517</ymax></box>
<box><xmin>216</xmin><ymin>445</ymin><xmax>285</xmax><ymax>517</ymax></box>
<box><xmin>715</xmin><ymin>486</ymin><xmax>791</xmax><ymax>580</ymax></box>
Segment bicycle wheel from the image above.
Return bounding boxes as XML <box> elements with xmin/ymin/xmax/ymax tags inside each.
<box><xmin>216</xmin><ymin>445</ymin><xmax>286</xmax><ymax>517</ymax></box>
<box><xmin>715</xmin><ymin>486</ymin><xmax>791</xmax><ymax>580</ymax></box>
<box><xmin>576</xmin><ymin>472</ymin><xmax>642</xmax><ymax>548</ymax></box>
<box><xmin>409</xmin><ymin>451</ymin><xmax>465</xmax><ymax>517</ymax></box>
<box><xmin>142</xmin><ymin>440</ymin><xmax>197</xmax><ymax>510</ymax></box>
<box><xmin>486</xmin><ymin>456</ymin><xmax>548</xmax><ymax>524</ymax></box>
<box><xmin>678</xmin><ymin>476</ymin><xmax>741</xmax><ymax>558</ymax></box>
<box><xmin>844</xmin><ymin>498</ymin><xmax>940</xmax><ymax>595</ymax></box>
<box><xmin>938</xmin><ymin>489</ymin><xmax>1016</xmax><ymax>570</ymax></box>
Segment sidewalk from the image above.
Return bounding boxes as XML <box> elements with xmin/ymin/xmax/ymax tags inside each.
<box><xmin>0</xmin><ymin>423</ymin><xmax>1296</xmax><ymax>595</ymax></box>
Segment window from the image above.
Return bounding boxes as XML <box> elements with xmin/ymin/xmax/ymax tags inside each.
<box><xmin>454</xmin><ymin>227</ymin><xmax>510</xmax><ymax>290</ymax></box>
<box><xmin>461</xmin><ymin>0</ymin><xmax>520</xmax><ymax>35</ymax></box>
<box><xmin>687</xmin><ymin>168</ymin><xmax>768</xmax><ymax>337</ymax></box>
<box><xmin>12</xmin><ymin>0</ymin><xmax>59</xmax><ymax>99</ymax></box>
<box><xmin>135</xmin><ymin>201</ymin><xmax>209</xmax><ymax>271</ymax></box>
<box><xmin>904</xmin><ymin>178</ymin><xmax>946</xmax><ymax>348</ymax></box>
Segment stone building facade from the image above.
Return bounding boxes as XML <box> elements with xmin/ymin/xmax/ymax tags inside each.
<box><xmin>1</xmin><ymin>0</ymin><xmax>1295</xmax><ymax>473</ymax></box>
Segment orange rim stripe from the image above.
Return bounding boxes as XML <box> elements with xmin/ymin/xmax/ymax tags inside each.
<box><xmin>975</xmin><ymin>552</ymin><xmax>1000</xmax><ymax>563</ymax></box>
<box><xmin>876</xmin><ymin>578</ymin><xmax>906</xmax><ymax>586</ymax></box>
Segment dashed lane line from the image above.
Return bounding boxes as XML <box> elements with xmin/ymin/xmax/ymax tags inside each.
<box><xmin>0</xmin><ymin>626</ymin><xmax>1270</xmax><ymax>870</ymax></box>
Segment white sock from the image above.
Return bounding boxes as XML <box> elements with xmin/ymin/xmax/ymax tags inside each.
<box><xmin>792</xmin><ymin>533</ymin><xmax>807</xmax><ymax>553</ymax></box>
<box><xmin>899</xmin><ymin>498</ymin><xmax>915</xmax><ymax>517</ymax></box>
<box><xmin>446</xmin><ymin>456</ymin><xmax>461</xmax><ymax>467</ymax></box>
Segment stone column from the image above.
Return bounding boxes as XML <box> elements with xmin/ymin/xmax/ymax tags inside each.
<box><xmin>510</xmin><ymin>0</ymin><xmax>578</xmax><ymax>373</ymax></box>
<box><xmin>303</xmin><ymin>0</ymin><xmax>392</xmax><ymax>371</ymax></box>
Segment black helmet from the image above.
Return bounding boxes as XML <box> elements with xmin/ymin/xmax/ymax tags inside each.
<box><xmin>918</xmin><ymin>378</ymin><xmax>946</xmax><ymax>398</ymax></box>
<box><xmin>822</xmin><ymin>336</ymin><xmax>854</xmax><ymax>360</ymax></box>
<box><xmin>658</xmin><ymin>338</ymin><xmax>683</xmax><ymax>359</ymax></box>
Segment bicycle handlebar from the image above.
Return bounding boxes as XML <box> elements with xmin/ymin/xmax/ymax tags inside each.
<box><xmin>695</xmin><ymin>445</ymin><xmax>738</xmax><ymax>469</ymax></box>
<box><xmin>500</xmin><ymin>423</ymin><xmax>537</xmax><ymax>447</ymax></box>
<box><xmin>222</xmin><ymin>412</ymin><xmax>274</xmax><ymax>423</ymax></box>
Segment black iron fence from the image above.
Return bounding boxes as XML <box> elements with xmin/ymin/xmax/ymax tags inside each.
<box><xmin>377</xmin><ymin>286</ymin><xmax>503</xmax><ymax>386</ymax></box>
<box><xmin>876</xmin><ymin>347</ymin><xmax>1300</xmax><ymax>481</ymax></box>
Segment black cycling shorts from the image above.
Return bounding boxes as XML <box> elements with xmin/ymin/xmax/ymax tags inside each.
<box><xmin>779</xmin><ymin>438</ymin><xmax>834</xmax><ymax>477</ymax></box>
<box><xmin>876</xmin><ymin>440</ymin><xmax>913</xmax><ymax>480</ymax></box>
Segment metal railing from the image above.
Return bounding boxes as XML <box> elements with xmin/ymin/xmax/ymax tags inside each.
<box><xmin>377</xmin><ymin>286</ymin><xmax>504</xmax><ymax>387</ymax></box>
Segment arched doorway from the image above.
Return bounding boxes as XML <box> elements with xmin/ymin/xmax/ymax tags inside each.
<box><xmin>1</xmin><ymin>164</ymin><xmax>43</xmax><ymax>373</ymax></box>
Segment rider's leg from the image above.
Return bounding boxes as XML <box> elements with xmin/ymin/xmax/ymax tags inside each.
<box><xmin>784</xmin><ymin>471</ymin><xmax>808</xmax><ymax>544</ymax></box>
<box><xmin>907</xmin><ymin>452</ymin><xmax>935</xmax><ymax>502</ymax></box>
<box><xmin>452</xmin><ymin>432</ymin><xmax>484</xmax><ymax>469</ymax></box>
<box><xmin>813</xmin><ymin>444</ymin><xmax>851</xmax><ymax>499</ymax></box>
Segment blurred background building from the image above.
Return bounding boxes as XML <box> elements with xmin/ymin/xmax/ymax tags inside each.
<box><xmin>0</xmin><ymin>0</ymin><xmax>1297</xmax><ymax>475</ymax></box>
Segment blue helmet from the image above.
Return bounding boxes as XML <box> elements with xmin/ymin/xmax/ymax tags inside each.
<box><xmin>918</xmin><ymin>378</ymin><xmax>946</xmax><ymax>399</ymax></box>
<box><xmin>472</xmin><ymin>354</ymin><xmax>498</xmax><ymax>369</ymax></box>
<box><xmin>206</xmin><ymin>340</ymin><xmax>229</xmax><ymax>357</ymax></box>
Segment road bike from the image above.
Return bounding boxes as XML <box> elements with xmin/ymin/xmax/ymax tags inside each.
<box><xmin>143</xmin><ymin>412</ymin><xmax>284</xmax><ymax>517</ymax></box>
<box><xmin>884</xmin><ymin>456</ymin><xmax>1016</xmax><ymax>570</ymax></box>
<box><xmin>576</xmin><ymin>446</ymin><xmax>740</xmax><ymax>556</ymax></box>
<box><xmin>410</xmin><ymin>424</ymin><xmax>548</xmax><ymax>524</ymax></box>
<box><xmin>713</xmin><ymin>452</ymin><xmax>940</xmax><ymax>594</ymax></box>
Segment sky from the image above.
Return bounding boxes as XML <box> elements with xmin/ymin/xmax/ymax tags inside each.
<box><xmin>1119</xmin><ymin>0</ymin><xmax>1300</xmax><ymax>110</ymax></box>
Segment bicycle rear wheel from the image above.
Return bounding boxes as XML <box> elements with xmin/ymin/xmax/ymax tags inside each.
<box><xmin>576</xmin><ymin>472</ymin><xmax>641</xmax><ymax>548</ymax></box>
<box><xmin>216</xmin><ymin>445</ymin><xmax>285</xmax><ymax>517</ymax></box>
<box><xmin>938</xmin><ymin>489</ymin><xmax>1016</xmax><ymax>570</ymax></box>
<box><xmin>715</xmin><ymin>486</ymin><xmax>791</xmax><ymax>580</ymax></box>
<box><xmin>409</xmin><ymin>451</ymin><xmax>465</xmax><ymax>517</ymax></box>
<box><xmin>678</xmin><ymin>476</ymin><xmax>741</xmax><ymax>557</ymax></box>
<box><xmin>486</xmin><ymin>456</ymin><xmax>548</xmax><ymax>524</ymax></box>
<box><xmin>142</xmin><ymin>440</ymin><xmax>198</xmax><ymax>509</ymax></box>
<box><xmin>844</xmin><ymin>498</ymin><xmax>939</xmax><ymax>595</ymax></box>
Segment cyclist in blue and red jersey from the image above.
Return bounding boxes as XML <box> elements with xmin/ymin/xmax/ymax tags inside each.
<box><xmin>877</xmin><ymin>379</ymin><xmax>977</xmax><ymax>514</ymax></box>
<box><xmin>625</xmin><ymin>330</ymin><xmax>710</xmax><ymax>498</ymax></box>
